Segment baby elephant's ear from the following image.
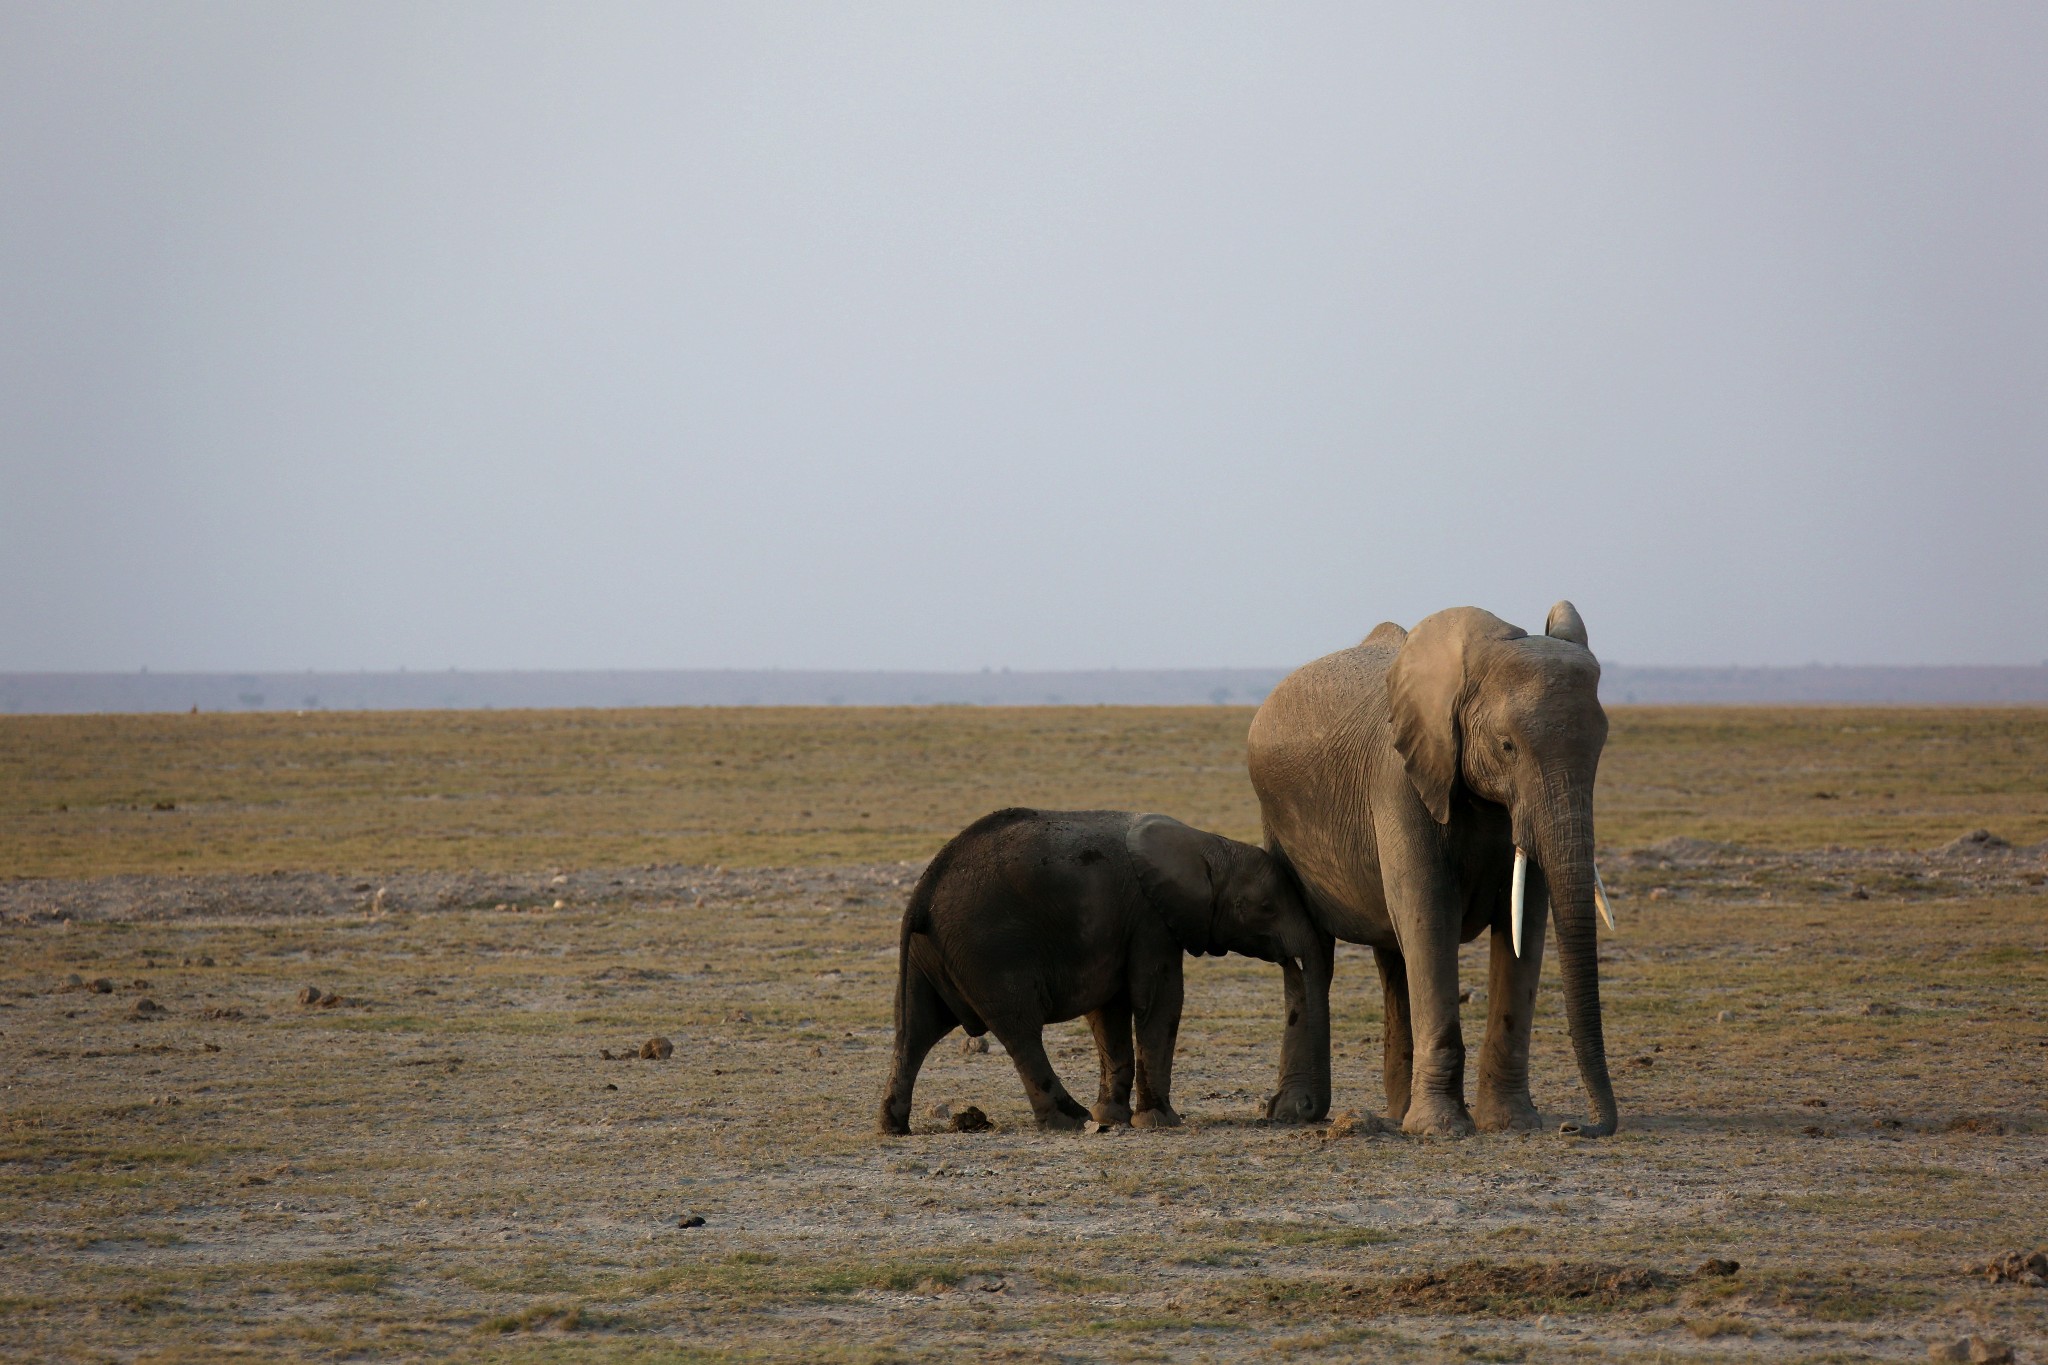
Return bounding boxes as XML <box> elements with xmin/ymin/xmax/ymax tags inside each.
<box><xmin>1126</xmin><ymin>814</ymin><xmax>1218</xmax><ymax>953</ymax></box>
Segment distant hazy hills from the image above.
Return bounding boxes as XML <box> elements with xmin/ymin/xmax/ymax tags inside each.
<box><xmin>5</xmin><ymin>665</ymin><xmax>2047</xmax><ymax>714</ymax></box>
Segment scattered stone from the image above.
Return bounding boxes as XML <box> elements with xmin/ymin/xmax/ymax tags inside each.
<box><xmin>551</xmin><ymin>899</ymin><xmax>566</xmax><ymax>910</ymax></box>
<box><xmin>128</xmin><ymin>999</ymin><xmax>166</xmax><ymax>1020</ymax></box>
<box><xmin>1849</xmin><ymin>885</ymin><xmax>1870</xmax><ymax>900</ymax></box>
<box><xmin>1628</xmin><ymin>1055</ymin><xmax>1655</xmax><ymax>1069</ymax></box>
<box><xmin>1648</xmin><ymin>887</ymin><xmax>1671</xmax><ymax>901</ymax></box>
<box><xmin>131</xmin><ymin>978</ymin><xmax>149</xmax><ymax>989</ymax></box>
<box><xmin>677</xmin><ymin>1213</ymin><xmax>705</xmax><ymax>1228</ymax></box>
<box><xmin>926</xmin><ymin>1102</ymin><xmax>952</xmax><ymax>1121</ymax></box>
<box><xmin>950</xmin><ymin>1106</ymin><xmax>992</xmax><ymax>1133</ymax></box>
<box><xmin>600</xmin><ymin>1048</ymin><xmax>617</xmax><ymax>1060</ymax></box>
<box><xmin>241</xmin><ymin>1175</ymin><xmax>269</xmax><ymax>1186</ymax></box>
<box><xmin>813</xmin><ymin>969</ymin><xmax>843</xmax><ymax>982</ymax></box>
<box><xmin>1696</xmin><ymin>1258</ymin><xmax>1740</xmax><ymax>1277</ymax></box>
<box><xmin>60</xmin><ymin>973</ymin><xmax>84</xmax><ymax>991</ymax></box>
<box><xmin>1081</xmin><ymin>1120</ymin><xmax>1119</xmax><ymax>1135</ymax></box>
<box><xmin>1457</xmin><ymin>987</ymin><xmax>1472</xmax><ymax>1003</ymax></box>
<box><xmin>640</xmin><ymin>1037</ymin><xmax>673</xmax><ymax>1061</ymax></box>
<box><xmin>200</xmin><ymin>1007</ymin><xmax>244</xmax><ymax>1020</ymax></box>
<box><xmin>1715</xmin><ymin>1010</ymin><xmax>1732</xmax><ymax>1023</ymax></box>
<box><xmin>1939</xmin><ymin>830</ymin><xmax>2011</xmax><ymax>856</ymax></box>
<box><xmin>959</xmin><ymin>1035</ymin><xmax>989</xmax><ymax>1055</ymax></box>
<box><xmin>1929</xmin><ymin>1336</ymin><xmax>2014</xmax><ymax>1363</ymax></box>
<box><xmin>604</xmin><ymin>1083</ymin><xmax>618</xmax><ymax>1091</ymax></box>
<box><xmin>89</xmin><ymin>978</ymin><xmax>114</xmax><ymax>994</ymax></box>
<box><xmin>1968</xmin><ymin>1250</ymin><xmax>2048</xmax><ymax>1286</ymax></box>
<box><xmin>317</xmin><ymin>992</ymin><xmax>344</xmax><ymax>1008</ymax></box>
<box><xmin>1801</xmin><ymin>1097</ymin><xmax>1828</xmax><ymax>1107</ymax></box>
<box><xmin>202</xmin><ymin>1042</ymin><xmax>222</xmax><ymax>1052</ymax></box>
<box><xmin>1864</xmin><ymin>1001</ymin><xmax>1901</xmax><ymax>1016</ymax></box>
<box><xmin>723</xmin><ymin>1009</ymin><xmax>751</xmax><ymax>1024</ymax></box>
<box><xmin>297</xmin><ymin>986</ymin><xmax>324</xmax><ymax>1006</ymax></box>
<box><xmin>1799</xmin><ymin>1124</ymin><xmax>1827</xmax><ymax>1138</ymax></box>
<box><xmin>551</xmin><ymin>874</ymin><xmax>568</xmax><ymax>885</ymax></box>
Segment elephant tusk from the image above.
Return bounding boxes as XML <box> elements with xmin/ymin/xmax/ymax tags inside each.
<box><xmin>1594</xmin><ymin>866</ymin><xmax>1616</xmax><ymax>931</ymax></box>
<box><xmin>1510</xmin><ymin>846</ymin><xmax>1527</xmax><ymax>958</ymax></box>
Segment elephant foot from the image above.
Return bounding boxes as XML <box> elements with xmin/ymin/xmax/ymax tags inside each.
<box><xmin>1401</xmin><ymin>1095</ymin><xmax>1477</xmax><ymax>1138</ymax></box>
<box><xmin>1475</xmin><ymin>1093</ymin><xmax>1542</xmax><ymax>1133</ymax></box>
<box><xmin>1036</xmin><ymin>1098</ymin><xmax>1090</xmax><ymax>1131</ymax></box>
<box><xmin>878</xmin><ymin>1102</ymin><xmax>912</xmax><ymax>1137</ymax></box>
<box><xmin>1090</xmin><ymin>1100</ymin><xmax>1132</xmax><ymax>1126</ymax></box>
<box><xmin>1266</xmin><ymin>1083</ymin><xmax>1325</xmax><ymax>1125</ymax></box>
<box><xmin>1131</xmin><ymin>1105</ymin><xmax>1182</xmax><ymax>1129</ymax></box>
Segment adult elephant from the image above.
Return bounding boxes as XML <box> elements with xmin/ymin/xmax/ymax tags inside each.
<box><xmin>1250</xmin><ymin>603</ymin><xmax>1619</xmax><ymax>1137</ymax></box>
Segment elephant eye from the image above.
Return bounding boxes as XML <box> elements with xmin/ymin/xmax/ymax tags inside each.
<box><xmin>1499</xmin><ymin>739</ymin><xmax>1515</xmax><ymax>754</ymax></box>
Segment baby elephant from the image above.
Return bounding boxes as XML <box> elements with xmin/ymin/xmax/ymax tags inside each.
<box><xmin>878</xmin><ymin>807</ymin><xmax>1333</xmax><ymax>1135</ymax></box>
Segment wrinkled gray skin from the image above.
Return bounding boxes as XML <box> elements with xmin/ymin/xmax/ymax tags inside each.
<box><xmin>878</xmin><ymin>808</ymin><xmax>1334</xmax><ymax>1135</ymax></box>
<box><xmin>1247</xmin><ymin>603</ymin><xmax>1618</xmax><ymax>1138</ymax></box>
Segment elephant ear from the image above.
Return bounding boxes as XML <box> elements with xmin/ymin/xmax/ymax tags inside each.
<box><xmin>1545</xmin><ymin>600</ymin><xmax>1590</xmax><ymax>648</ymax></box>
<box><xmin>1125</xmin><ymin>814</ymin><xmax>1219</xmax><ymax>954</ymax></box>
<box><xmin>1387</xmin><ymin>607</ymin><xmax>1527</xmax><ymax>823</ymax></box>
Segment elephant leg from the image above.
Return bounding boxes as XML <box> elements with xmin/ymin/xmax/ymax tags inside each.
<box><xmin>877</xmin><ymin>964</ymin><xmax>957</xmax><ymax>1135</ymax></box>
<box><xmin>992</xmin><ymin>1023</ymin><xmax>1090</xmax><ymax>1130</ymax></box>
<box><xmin>1392</xmin><ymin>903</ymin><xmax>1474</xmax><ymax>1137</ymax></box>
<box><xmin>1372</xmin><ymin>945</ymin><xmax>1414</xmax><ymax>1126</ymax></box>
<box><xmin>1476</xmin><ymin>865</ymin><xmax>1548</xmax><ymax>1132</ymax></box>
<box><xmin>1130</xmin><ymin>957</ymin><xmax>1184</xmax><ymax>1128</ymax></box>
<box><xmin>1085</xmin><ymin>995</ymin><xmax>1135</xmax><ymax>1125</ymax></box>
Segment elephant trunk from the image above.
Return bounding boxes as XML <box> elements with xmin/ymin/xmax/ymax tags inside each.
<box><xmin>1533</xmin><ymin>795</ymin><xmax>1618</xmax><ymax>1137</ymax></box>
<box><xmin>1267</xmin><ymin>928</ymin><xmax>1334</xmax><ymax>1124</ymax></box>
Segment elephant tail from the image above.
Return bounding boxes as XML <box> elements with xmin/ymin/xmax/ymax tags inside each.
<box><xmin>892</xmin><ymin>817</ymin><xmax>977</xmax><ymax>1034</ymax></box>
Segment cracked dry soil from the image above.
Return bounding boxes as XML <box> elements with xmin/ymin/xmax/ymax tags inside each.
<box><xmin>2</xmin><ymin>844</ymin><xmax>2045</xmax><ymax>1363</ymax></box>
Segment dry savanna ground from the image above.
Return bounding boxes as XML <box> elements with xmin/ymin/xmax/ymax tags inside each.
<box><xmin>2</xmin><ymin>705</ymin><xmax>2045</xmax><ymax>1363</ymax></box>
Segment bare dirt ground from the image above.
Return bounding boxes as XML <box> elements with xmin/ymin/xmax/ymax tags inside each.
<box><xmin>4</xmin><ymin>839</ymin><xmax>2045</xmax><ymax>1362</ymax></box>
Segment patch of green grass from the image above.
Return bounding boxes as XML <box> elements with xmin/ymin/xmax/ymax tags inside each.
<box><xmin>481</xmin><ymin>1302</ymin><xmax>588</xmax><ymax>1334</ymax></box>
<box><xmin>282</xmin><ymin>1257</ymin><xmax>397</xmax><ymax>1296</ymax></box>
<box><xmin>806</xmin><ymin>1259</ymin><xmax>982</xmax><ymax>1295</ymax></box>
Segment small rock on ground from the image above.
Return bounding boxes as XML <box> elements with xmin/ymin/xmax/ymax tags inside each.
<box><xmin>1928</xmin><ymin>1336</ymin><xmax>2013</xmax><ymax>1363</ymax></box>
<box><xmin>959</xmin><ymin>1035</ymin><xmax>989</xmax><ymax>1054</ymax></box>
<box><xmin>950</xmin><ymin>1105</ymin><xmax>992</xmax><ymax>1133</ymax></box>
<box><xmin>640</xmin><ymin>1037</ymin><xmax>673</xmax><ymax>1060</ymax></box>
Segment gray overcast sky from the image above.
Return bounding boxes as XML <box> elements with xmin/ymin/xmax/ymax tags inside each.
<box><xmin>4</xmin><ymin>4</ymin><xmax>2045</xmax><ymax>671</ymax></box>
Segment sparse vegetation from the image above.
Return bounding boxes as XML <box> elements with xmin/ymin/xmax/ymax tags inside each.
<box><xmin>2</xmin><ymin>705</ymin><xmax>2044</xmax><ymax>876</ymax></box>
<box><xmin>1</xmin><ymin>706</ymin><xmax>2043</xmax><ymax>1359</ymax></box>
